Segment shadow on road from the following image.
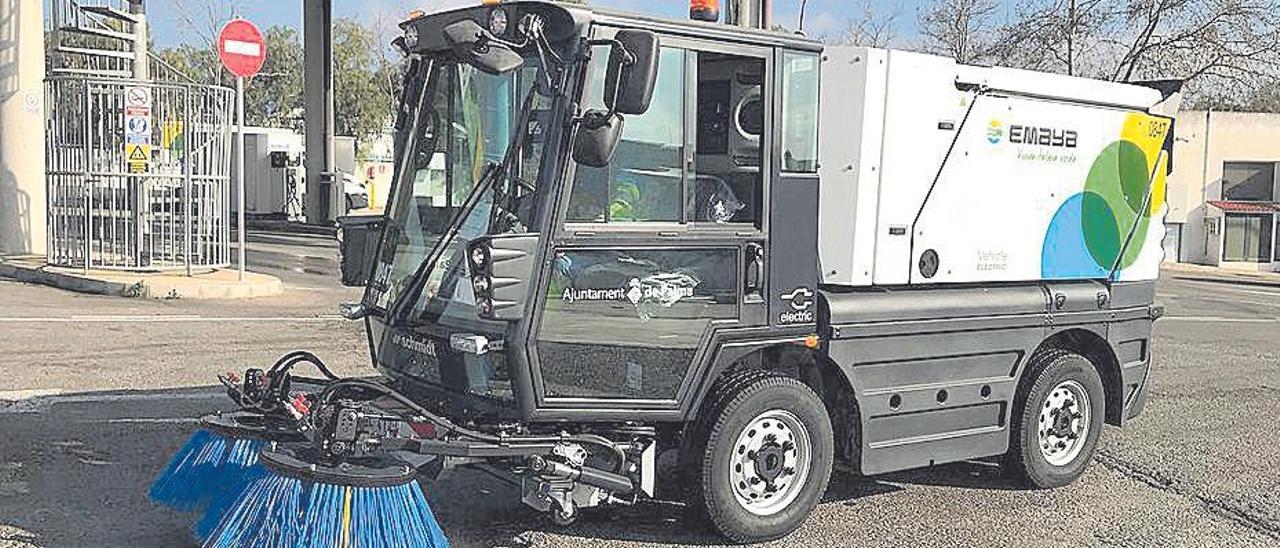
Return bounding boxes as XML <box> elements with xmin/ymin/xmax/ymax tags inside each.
<box><xmin>0</xmin><ymin>387</ymin><xmax>1032</xmax><ymax>548</ymax></box>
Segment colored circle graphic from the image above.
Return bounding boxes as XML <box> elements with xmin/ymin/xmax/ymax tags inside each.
<box><xmin>1042</xmin><ymin>140</ymin><xmax>1157</xmax><ymax>278</ymax></box>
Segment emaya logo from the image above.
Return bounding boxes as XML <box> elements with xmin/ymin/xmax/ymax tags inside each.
<box><xmin>987</xmin><ymin>120</ymin><xmax>1005</xmax><ymax>144</ymax></box>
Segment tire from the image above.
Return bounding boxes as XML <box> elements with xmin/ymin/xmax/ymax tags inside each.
<box><xmin>1005</xmin><ymin>349</ymin><xmax>1106</xmax><ymax>488</ymax></box>
<box><xmin>690</xmin><ymin>374</ymin><xmax>834</xmax><ymax>544</ymax></box>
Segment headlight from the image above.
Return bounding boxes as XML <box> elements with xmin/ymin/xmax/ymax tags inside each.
<box><xmin>470</xmin><ymin>246</ymin><xmax>489</xmax><ymax>270</ymax></box>
<box><xmin>489</xmin><ymin>7</ymin><xmax>509</xmax><ymax>37</ymax></box>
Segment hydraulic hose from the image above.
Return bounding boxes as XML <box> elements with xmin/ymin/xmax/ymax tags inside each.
<box><xmin>313</xmin><ymin>378</ymin><xmax>626</xmax><ymax>464</ymax></box>
<box><xmin>270</xmin><ymin>350</ymin><xmax>340</xmax><ymax>381</ymax></box>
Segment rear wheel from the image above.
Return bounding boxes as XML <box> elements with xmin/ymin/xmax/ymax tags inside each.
<box><xmin>691</xmin><ymin>374</ymin><xmax>833</xmax><ymax>543</ymax></box>
<box><xmin>1005</xmin><ymin>349</ymin><xmax>1105</xmax><ymax>488</ymax></box>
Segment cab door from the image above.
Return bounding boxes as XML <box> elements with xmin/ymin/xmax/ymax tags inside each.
<box><xmin>528</xmin><ymin>32</ymin><xmax>774</xmax><ymax>413</ymax></box>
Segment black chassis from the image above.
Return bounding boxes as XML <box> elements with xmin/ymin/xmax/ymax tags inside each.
<box><xmin>364</xmin><ymin>1</ymin><xmax>1158</xmax><ymax>481</ymax></box>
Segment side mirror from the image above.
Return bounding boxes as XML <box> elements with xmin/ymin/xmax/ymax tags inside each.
<box><xmin>337</xmin><ymin>215</ymin><xmax>387</xmax><ymax>287</ymax></box>
<box><xmin>444</xmin><ymin>20</ymin><xmax>523</xmax><ymax>75</ymax></box>
<box><xmin>605</xmin><ymin>30</ymin><xmax>659</xmax><ymax>115</ymax></box>
<box><xmin>467</xmin><ymin>233</ymin><xmax>539</xmax><ymax>321</ymax></box>
<box><xmin>572</xmin><ymin>111</ymin><xmax>625</xmax><ymax>168</ymax></box>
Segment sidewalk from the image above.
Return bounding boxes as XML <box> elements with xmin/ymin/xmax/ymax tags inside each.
<box><xmin>0</xmin><ymin>256</ymin><xmax>283</xmax><ymax>299</ymax></box>
<box><xmin>1161</xmin><ymin>262</ymin><xmax>1280</xmax><ymax>288</ymax></box>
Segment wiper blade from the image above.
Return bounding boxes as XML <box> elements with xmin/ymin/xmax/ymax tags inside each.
<box><xmin>386</xmin><ymin>161</ymin><xmax>501</xmax><ymax>326</ymax></box>
<box><xmin>386</xmin><ymin>82</ymin><xmax>542</xmax><ymax>326</ymax></box>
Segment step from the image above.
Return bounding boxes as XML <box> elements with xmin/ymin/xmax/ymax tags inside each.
<box><xmin>79</xmin><ymin>5</ymin><xmax>139</xmax><ymax>24</ymax></box>
<box><xmin>49</xmin><ymin>67</ymin><xmax>132</xmax><ymax>78</ymax></box>
<box><xmin>59</xmin><ymin>24</ymin><xmax>136</xmax><ymax>42</ymax></box>
<box><xmin>55</xmin><ymin>45</ymin><xmax>136</xmax><ymax>60</ymax></box>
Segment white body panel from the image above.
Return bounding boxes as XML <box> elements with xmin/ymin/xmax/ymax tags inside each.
<box><xmin>816</xmin><ymin>48</ymin><xmax>885</xmax><ymax>286</ymax></box>
<box><xmin>818</xmin><ymin>46</ymin><xmax>1172</xmax><ymax>287</ymax></box>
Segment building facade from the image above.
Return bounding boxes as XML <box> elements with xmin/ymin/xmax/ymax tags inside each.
<box><xmin>1167</xmin><ymin>110</ymin><xmax>1280</xmax><ymax>271</ymax></box>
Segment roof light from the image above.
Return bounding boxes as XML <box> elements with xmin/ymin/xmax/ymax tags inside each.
<box><xmin>690</xmin><ymin>0</ymin><xmax>719</xmax><ymax>22</ymax></box>
<box><xmin>489</xmin><ymin>6</ymin><xmax>509</xmax><ymax>36</ymax></box>
<box><xmin>404</xmin><ymin>25</ymin><xmax>419</xmax><ymax>49</ymax></box>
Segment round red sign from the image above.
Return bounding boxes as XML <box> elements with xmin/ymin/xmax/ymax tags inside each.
<box><xmin>217</xmin><ymin>19</ymin><xmax>266</xmax><ymax>78</ymax></box>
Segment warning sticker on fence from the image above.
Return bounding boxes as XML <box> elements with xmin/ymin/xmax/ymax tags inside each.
<box><xmin>126</xmin><ymin>143</ymin><xmax>151</xmax><ymax>173</ymax></box>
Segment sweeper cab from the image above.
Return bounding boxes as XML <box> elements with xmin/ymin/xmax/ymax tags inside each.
<box><xmin>166</xmin><ymin>1</ymin><xmax>1179</xmax><ymax>543</ymax></box>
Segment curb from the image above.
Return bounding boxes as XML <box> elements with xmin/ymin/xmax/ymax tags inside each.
<box><xmin>245</xmin><ymin>219</ymin><xmax>337</xmax><ymax>237</ymax></box>
<box><xmin>0</xmin><ymin>261</ymin><xmax>284</xmax><ymax>300</ymax></box>
<box><xmin>0</xmin><ymin>262</ymin><xmax>129</xmax><ymax>296</ymax></box>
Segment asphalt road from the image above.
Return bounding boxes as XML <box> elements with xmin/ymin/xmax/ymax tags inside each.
<box><xmin>0</xmin><ymin>236</ymin><xmax>1277</xmax><ymax>547</ymax></box>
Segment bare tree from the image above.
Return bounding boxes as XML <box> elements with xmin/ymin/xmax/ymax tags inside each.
<box><xmin>996</xmin><ymin>0</ymin><xmax>1110</xmax><ymax>75</ymax></box>
<box><xmin>991</xmin><ymin>0</ymin><xmax>1280</xmax><ymax>108</ymax></box>
<box><xmin>831</xmin><ymin>1</ymin><xmax>899</xmax><ymax>47</ymax></box>
<box><xmin>1106</xmin><ymin>0</ymin><xmax>1280</xmax><ymax>92</ymax></box>
<box><xmin>918</xmin><ymin>0</ymin><xmax>1003</xmax><ymax>64</ymax></box>
<box><xmin>167</xmin><ymin>0</ymin><xmax>243</xmax><ymax>47</ymax></box>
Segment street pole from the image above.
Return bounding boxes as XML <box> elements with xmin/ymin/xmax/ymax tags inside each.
<box><xmin>236</xmin><ymin>76</ymin><xmax>246</xmax><ymax>280</ymax></box>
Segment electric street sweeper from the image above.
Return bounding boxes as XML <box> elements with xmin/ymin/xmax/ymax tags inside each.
<box><xmin>150</xmin><ymin>1</ymin><xmax>1179</xmax><ymax>545</ymax></box>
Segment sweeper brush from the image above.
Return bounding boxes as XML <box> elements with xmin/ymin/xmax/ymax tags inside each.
<box><xmin>203</xmin><ymin>445</ymin><xmax>448</xmax><ymax>548</ymax></box>
<box><xmin>151</xmin><ymin>353</ymin><xmax>451</xmax><ymax>547</ymax></box>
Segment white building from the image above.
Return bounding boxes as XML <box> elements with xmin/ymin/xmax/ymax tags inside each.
<box><xmin>1167</xmin><ymin>110</ymin><xmax>1280</xmax><ymax>271</ymax></box>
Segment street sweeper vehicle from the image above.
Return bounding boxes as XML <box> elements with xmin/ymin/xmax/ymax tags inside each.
<box><xmin>149</xmin><ymin>1</ymin><xmax>1180</xmax><ymax>545</ymax></box>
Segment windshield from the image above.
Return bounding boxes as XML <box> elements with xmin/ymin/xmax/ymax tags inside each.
<box><xmin>368</xmin><ymin>57</ymin><xmax>554</xmax><ymax>326</ymax></box>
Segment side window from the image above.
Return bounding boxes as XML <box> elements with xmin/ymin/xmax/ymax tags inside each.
<box><xmin>567</xmin><ymin>44</ymin><xmax>768</xmax><ymax>228</ymax></box>
<box><xmin>781</xmin><ymin>52</ymin><xmax>819</xmax><ymax>173</ymax></box>
<box><xmin>568</xmin><ymin>47</ymin><xmax>687</xmax><ymax>223</ymax></box>
<box><xmin>693</xmin><ymin>52</ymin><xmax>765</xmax><ymax>227</ymax></box>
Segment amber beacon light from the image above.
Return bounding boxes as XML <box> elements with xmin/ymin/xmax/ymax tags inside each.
<box><xmin>690</xmin><ymin>0</ymin><xmax>719</xmax><ymax>22</ymax></box>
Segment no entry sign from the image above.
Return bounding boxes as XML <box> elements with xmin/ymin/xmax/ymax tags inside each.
<box><xmin>217</xmin><ymin>19</ymin><xmax>266</xmax><ymax>78</ymax></box>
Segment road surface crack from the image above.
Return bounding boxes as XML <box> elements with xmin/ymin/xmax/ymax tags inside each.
<box><xmin>1095</xmin><ymin>451</ymin><xmax>1280</xmax><ymax>540</ymax></box>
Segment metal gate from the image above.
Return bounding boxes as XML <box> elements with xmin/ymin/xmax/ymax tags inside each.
<box><xmin>46</xmin><ymin>77</ymin><xmax>235</xmax><ymax>272</ymax></box>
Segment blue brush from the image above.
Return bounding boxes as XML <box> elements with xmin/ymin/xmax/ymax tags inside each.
<box><xmin>191</xmin><ymin>439</ymin><xmax>269</xmax><ymax>541</ymax></box>
<box><xmin>203</xmin><ymin>446</ymin><xmax>449</xmax><ymax>548</ymax></box>
<box><xmin>149</xmin><ymin>429</ymin><xmax>263</xmax><ymax>512</ymax></box>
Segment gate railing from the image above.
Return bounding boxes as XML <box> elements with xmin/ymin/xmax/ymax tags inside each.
<box><xmin>46</xmin><ymin>76</ymin><xmax>235</xmax><ymax>272</ymax></box>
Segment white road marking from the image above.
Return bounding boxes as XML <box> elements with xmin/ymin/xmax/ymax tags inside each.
<box><xmin>91</xmin><ymin>417</ymin><xmax>201</xmax><ymax>424</ymax></box>
<box><xmin>1162</xmin><ymin>316</ymin><xmax>1280</xmax><ymax>323</ymax></box>
<box><xmin>0</xmin><ymin>390</ymin><xmax>224</xmax><ymax>404</ymax></box>
<box><xmin>0</xmin><ymin>315</ymin><xmax>346</xmax><ymax>323</ymax></box>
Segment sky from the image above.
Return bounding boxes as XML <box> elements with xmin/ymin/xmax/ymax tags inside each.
<box><xmin>144</xmin><ymin>0</ymin><xmax>937</xmax><ymax>47</ymax></box>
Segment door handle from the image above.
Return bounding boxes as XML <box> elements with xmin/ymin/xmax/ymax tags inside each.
<box><xmin>745</xmin><ymin>242</ymin><xmax>765</xmax><ymax>299</ymax></box>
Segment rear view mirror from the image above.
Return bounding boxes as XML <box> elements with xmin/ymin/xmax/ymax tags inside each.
<box><xmin>444</xmin><ymin>20</ymin><xmax>523</xmax><ymax>75</ymax></box>
<box><xmin>572</xmin><ymin>111</ymin><xmax>625</xmax><ymax>168</ymax></box>
<box><xmin>337</xmin><ymin>215</ymin><xmax>387</xmax><ymax>287</ymax></box>
<box><xmin>605</xmin><ymin>30</ymin><xmax>659</xmax><ymax>115</ymax></box>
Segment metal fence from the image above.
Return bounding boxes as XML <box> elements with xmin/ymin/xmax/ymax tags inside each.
<box><xmin>46</xmin><ymin>76</ymin><xmax>235</xmax><ymax>272</ymax></box>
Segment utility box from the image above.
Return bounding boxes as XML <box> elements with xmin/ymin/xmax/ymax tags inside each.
<box><xmin>817</xmin><ymin>47</ymin><xmax>1178</xmax><ymax>288</ymax></box>
<box><xmin>231</xmin><ymin>127</ymin><xmax>305</xmax><ymax>217</ymax></box>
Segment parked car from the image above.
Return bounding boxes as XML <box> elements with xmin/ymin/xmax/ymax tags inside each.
<box><xmin>342</xmin><ymin>172</ymin><xmax>370</xmax><ymax>211</ymax></box>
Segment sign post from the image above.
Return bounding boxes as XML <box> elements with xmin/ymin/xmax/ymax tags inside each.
<box><xmin>217</xmin><ymin>18</ymin><xmax>266</xmax><ymax>281</ymax></box>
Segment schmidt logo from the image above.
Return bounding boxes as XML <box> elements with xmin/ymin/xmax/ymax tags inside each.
<box><xmin>987</xmin><ymin>120</ymin><xmax>1004</xmax><ymax>144</ymax></box>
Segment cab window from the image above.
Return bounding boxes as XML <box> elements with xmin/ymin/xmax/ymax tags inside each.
<box><xmin>567</xmin><ymin>44</ymin><xmax>766</xmax><ymax>228</ymax></box>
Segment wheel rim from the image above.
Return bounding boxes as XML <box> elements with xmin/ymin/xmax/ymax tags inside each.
<box><xmin>1037</xmin><ymin>380</ymin><xmax>1091</xmax><ymax>466</ymax></box>
<box><xmin>729</xmin><ymin>409</ymin><xmax>812</xmax><ymax>516</ymax></box>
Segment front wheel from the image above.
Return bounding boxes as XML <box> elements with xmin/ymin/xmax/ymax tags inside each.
<box><xmin>693</xmin><ymin>374</ymin><xmax>833</xmax><ymax>543</ymax></box>
<box><xmin>1005</xmin><ymin>349</ymin><xmax>1106</xmax><ymax>488</ymax></box>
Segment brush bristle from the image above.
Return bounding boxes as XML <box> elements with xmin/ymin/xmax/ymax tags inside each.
<box><xmin>192</xmin><ymin>438</ymin><xmax>267</xmax><ymax>541</ymax></box>
<box><xmin>149</xmin><ymin>429</ymin><xmax>229</xmax><ymax>512</ymax></box>
<box><xmin>204</xmin><ymin>471</ymin><xmax>449</xmax><ymax>548</ymax></box>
